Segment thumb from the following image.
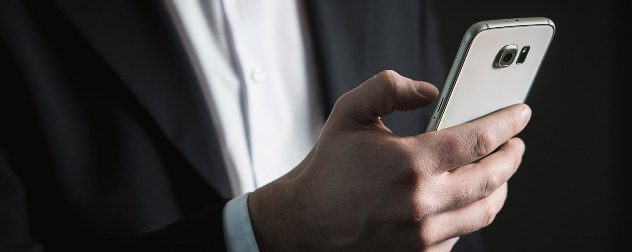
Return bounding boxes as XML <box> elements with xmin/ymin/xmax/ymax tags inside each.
<box><xmin>331</xmin><ymin>70</ymin><xmax>439</xmax><ymax>129</ymax></box>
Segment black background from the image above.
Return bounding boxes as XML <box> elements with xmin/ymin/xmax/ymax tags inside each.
<box><xmin>434</xmin><ymin>0</ymin><xmax>629</xmax><ymax>251</ymax></box>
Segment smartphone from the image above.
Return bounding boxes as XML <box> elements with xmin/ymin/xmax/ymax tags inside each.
<box><xmin>426</xmin><ymin>17</ymin><xmax>555</xmax><ymax>132</ymax></box>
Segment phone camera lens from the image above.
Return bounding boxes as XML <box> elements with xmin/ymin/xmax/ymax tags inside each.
<box><xmin>494</xmin><ymin>44</ymin><xmax>518</xmax><ymax>68</ymax></box>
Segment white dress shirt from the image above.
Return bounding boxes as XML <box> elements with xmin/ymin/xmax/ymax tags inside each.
<box><xmin>165</xmin><ymin>0</ymin><xmax>323</xmax><ymax>251</ymax></box>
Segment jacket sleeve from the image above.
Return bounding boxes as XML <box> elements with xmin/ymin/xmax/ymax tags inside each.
<box><xmin>0</xmin><ymin>9</ymin><xmax>231</xmax><ymax>252</ymax></box>
<box><xmin>117</xmin><ymin>200</ymin><xmax>230</xmax><ymax>252</ymax></box>
<box><xmin>0</xmin><ymin>147</ymin><xmax>229</xmax><ymax>251</ymax></box>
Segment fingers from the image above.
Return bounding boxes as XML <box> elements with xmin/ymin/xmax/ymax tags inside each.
<box><xmin>420</xmin><ymin>183</ymin><xmax>508</xmax><ymax>246</ymax></box>
<box><xmin>330</xmin><ymin>70</ymin><xmax>438</xmax><ymax>130</ymax></box>
<box><xmin>419</xmin><ymin>103</ymin><xmax>531</xmax><ymax>173</ymax></box>
<box><xmin>412</xmin><ymin>138</ymin><xmax>522</xmax><ymax>246</ymax></box>
<box><xmin>437</xmin><ymin>137</ymin><xmax>525</xmax><ymax>211</ymax></box>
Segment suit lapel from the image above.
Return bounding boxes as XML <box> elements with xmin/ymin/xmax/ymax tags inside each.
<box><xmin>51</xmin><ymin>0</ymin><xmax>232</xmax><ymax>198</ymax></box>
<box><xmin>303</xmin><ymin>0</ymin><xmax>371</xmax><ymax>115</ymax></box>
<box><xmin>49</xmin><ymin>0</ymin><xmax>440</xmax><ymax>198</ymax></box>
<box><xmin>304</xmin><ymin>0</ymin><xmax>443</xmax><ymax>136</ymax></box>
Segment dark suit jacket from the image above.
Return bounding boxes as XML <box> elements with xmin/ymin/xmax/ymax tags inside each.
<box><xmin>0</xmin><ymin>0</ymin><xmax>482</xmax><ymax>251</ymax></box>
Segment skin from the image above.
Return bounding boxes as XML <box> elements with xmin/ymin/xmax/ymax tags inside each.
<box><xmin>248</xmin><ymin>70</ymin><xmax>531</xmax><ymax>251</ymax></box>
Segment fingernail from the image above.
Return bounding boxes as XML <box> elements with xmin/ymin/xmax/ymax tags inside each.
<box><xmin>413</xmin><ymin>81</ymin><xmax>438</xmax><ymax>98</ymax></box>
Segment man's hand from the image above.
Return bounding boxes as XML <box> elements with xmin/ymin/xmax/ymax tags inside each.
<box><xmin>248</xmin><ymin>70</ymin><xmax>531</xmax><ymax>251</ymax></box>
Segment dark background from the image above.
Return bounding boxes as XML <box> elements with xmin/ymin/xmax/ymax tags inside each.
<box><xmin>434</xmin><ymin>0</ymin><xmax>629</xmax><ymax>251</ymax></box>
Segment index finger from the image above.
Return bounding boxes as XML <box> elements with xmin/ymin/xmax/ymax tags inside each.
<box><xmin>415</xmin><ymin>103</ymin><xmax>531</xmax><ymax>173</ymax></box>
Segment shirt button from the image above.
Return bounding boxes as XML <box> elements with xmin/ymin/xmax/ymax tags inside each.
<box><xmin>251</xmin><ymin>66</ymin><xmax>267</xmax><ymax>82</ymax></box>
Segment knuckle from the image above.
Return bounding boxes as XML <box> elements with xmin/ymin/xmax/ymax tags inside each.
<box><xmin>481</xmin><ymin>203</ymin><xmax>499</xmax><ymax>227</ymax></box>
<box><xmin>376</xmin><ymin>70</ymin><xmax>399</xmax><ymax>83</ymax></box>
<box><xmin>436</xmin><ymin>132</ymin><xmax>463</xmax><ymax>155</ymax></box>
<box><xmin>411</xmin><ymin>186</ymin><xmax>443</xmax><ymax>221</ymax></box>
<box><xmin>367</xmin><ymin>71</ymin><xmax>400</xmax><ymax>114</ymax></box>
<box><xmin>411</xmin><ymin>183</ymin><xmax>436</xmax><ymax>216</ymax></box>
<box><xmin>415</xmin><ymin>194</ymin><xmax>438</xmax><ymax>217</ymax></box>
<box><xmin>473</xmin><ymin>127</ymin><xmax>494</xmax><ymax>158</ymax></box>
<box><xmin>482</xmin><ymin>174</ymin><xmax>502</xmax><ymax>197</ymax></box>
<box><xmin>374</xmin><ymin>71</ymin><xmax>399</xmax><ymax>95</ymax></box>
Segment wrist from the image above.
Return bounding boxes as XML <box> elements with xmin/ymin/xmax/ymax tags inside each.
<box><xmin>248</xmin><ymin>177</ymin><xmax>313</xmax><ymax>251</ymax></box>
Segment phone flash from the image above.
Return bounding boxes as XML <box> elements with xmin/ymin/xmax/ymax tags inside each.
<box><xmin>516</xmin><ymin>45</ymin><xmax>531</xmax><ymax>64</ymax></box>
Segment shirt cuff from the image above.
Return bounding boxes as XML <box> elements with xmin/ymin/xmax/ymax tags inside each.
<box><xmin>223</xmin><ymin>192</ymin><xmax>260</xmax><ymax>252</ymax></box>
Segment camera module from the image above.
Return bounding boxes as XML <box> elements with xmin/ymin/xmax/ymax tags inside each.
<box><xmin>494</xmin><ymin>44</ymin><xmax>518</xmax><ymax>68</ymax></box>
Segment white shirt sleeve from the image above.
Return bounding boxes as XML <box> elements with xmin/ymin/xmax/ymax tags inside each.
<box><xmin>223</xmin><ymin>193</ymin><xmax>259</xmax><ymax>252</ymax></box>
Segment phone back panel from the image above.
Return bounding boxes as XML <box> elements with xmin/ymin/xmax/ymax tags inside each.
<box><xmin>428</xmin><ymin>18</ymin><xmax>555</xmax><ymax>131</ymax></box>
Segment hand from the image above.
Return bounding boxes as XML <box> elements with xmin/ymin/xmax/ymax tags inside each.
<box><xmin>248</xmin><ymin>70</ymin><xmax>531</xmax><ymax>251</ymax></box>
